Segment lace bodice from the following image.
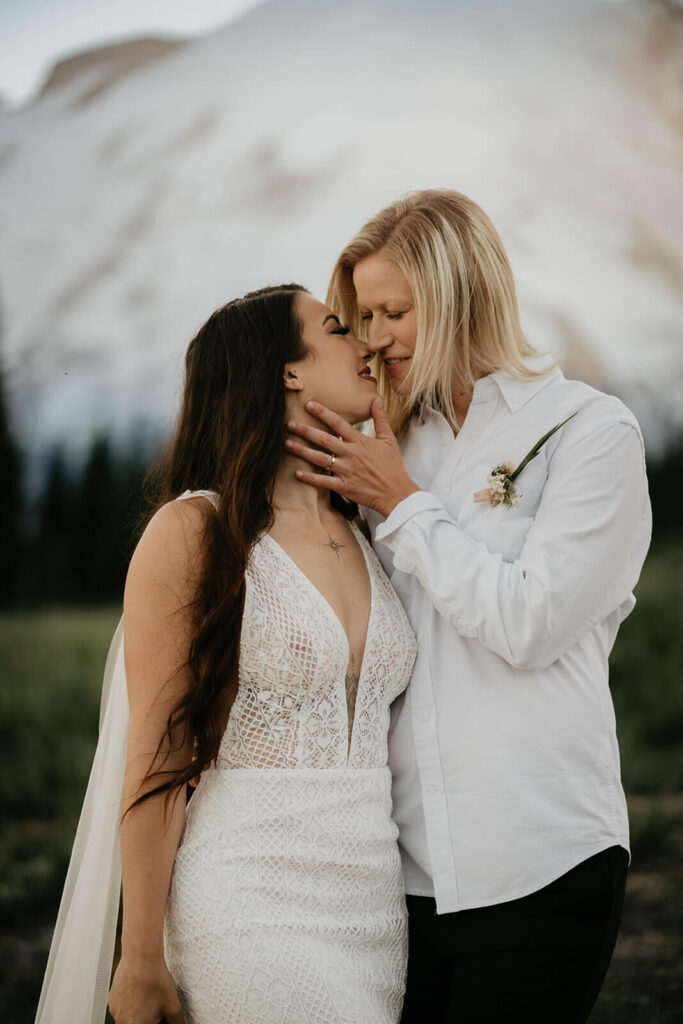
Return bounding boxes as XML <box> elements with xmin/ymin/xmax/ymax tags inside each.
<box><xmin>219</xmin><ymin>519</ymin><xmax>417</xmax><ymax>770</ymax></box>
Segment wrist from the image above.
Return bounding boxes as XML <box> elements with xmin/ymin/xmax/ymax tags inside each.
<box><xmin>120</xmin><ymin>935</ymin><xmax>165</xmax><ymax>963</ymax></box>
<box><xmin>376</xmin><ymin>479</ymin><xmax>420</xmax><ymax>519</ymax></box>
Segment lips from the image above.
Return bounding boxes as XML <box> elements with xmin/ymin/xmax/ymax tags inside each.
<box><xmin>383</xmin><ymin>356</ymin><xmax>411</xmax><ymax>375</ymax></box>
<box><xmin>358</xmin><ymin>366</ymin><xmax>377</xmax><ymax>383</ymax></box>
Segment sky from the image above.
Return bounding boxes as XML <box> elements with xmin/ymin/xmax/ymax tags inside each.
<box><xmin>0</xmin><ymin>0</ymin><xmax>268</xmax><ymax>107</ymax></box>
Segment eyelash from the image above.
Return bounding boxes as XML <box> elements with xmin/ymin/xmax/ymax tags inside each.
<box><xmin>360</xmin><ymin>312</ymin><xmax>403</xmax><ymax>321</ymax></box>
<box><xmin>331</xmin><ymin>325</ymin><xmax>350</xmax><ymax>335</ymax></box>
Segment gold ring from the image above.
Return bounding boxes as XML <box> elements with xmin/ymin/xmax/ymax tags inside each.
<box><xmin>327</xmin><ymin>453</ymin><xmax>336</xmax><ymax>471</ymax></box>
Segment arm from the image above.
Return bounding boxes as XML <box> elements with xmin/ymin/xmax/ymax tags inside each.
<box><xmin>108</xmin><ymin>498</ymin><xmax>208</xmax><ymax>1024</ymax></box>
<box><xmin>375</xmin><ymin>419</ymin><xmax>651</xmax><ymax>670</ymax></box>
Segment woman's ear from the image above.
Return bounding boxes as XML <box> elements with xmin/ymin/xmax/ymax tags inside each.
<box><xmin>284</xmin><ymin>365</ymin><xmax>305</xmax><ymax>392</ymax></box>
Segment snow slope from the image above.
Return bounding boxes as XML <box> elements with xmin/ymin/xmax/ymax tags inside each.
<box><xmin>0</xmin><ymin>0</ymin><xmax>681</xmax><ymax>465</ymax></box>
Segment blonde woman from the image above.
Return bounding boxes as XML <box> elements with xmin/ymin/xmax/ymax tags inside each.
<box><xmin>286</xmin><ymin>190</ymin><xmax>652</xmax><ymax>1023</ymax></box>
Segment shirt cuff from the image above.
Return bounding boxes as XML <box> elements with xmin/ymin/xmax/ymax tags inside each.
<box><xmin>374</xmin><ymin>490</ymin><xmax>445</xmax><ymax>545</ymax></box>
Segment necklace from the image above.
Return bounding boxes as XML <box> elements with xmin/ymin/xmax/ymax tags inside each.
<box><xmin>323</xmin><ymin>534</ymin><xmax>345</xmax><ymax>560</ymax></box>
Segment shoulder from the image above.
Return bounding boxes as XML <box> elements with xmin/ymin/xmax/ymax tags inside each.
<box><xmin>540</xmin><ymin>372</ymin><xmax>638</xmax><ymax>425</ymax></box>
<box><xmin>529</xmin><ymin>378</ymin><xmax>648</xmax><ymax>501</ymax></box>
<box><xmin>536</xmin><ymin>375</ymin><xmax>645</xmax><ymax>449</ymax></box>
<box><xmin>126</xmin><ymin>493</ymin><xmax>216</xmax><ymax>599</ymax></box>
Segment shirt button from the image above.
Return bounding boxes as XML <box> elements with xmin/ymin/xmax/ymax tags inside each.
<box><xmin>418</xmin><ymin>711</ymin><xmax>430</xmax><ymax>724</ymax></box>
<box><xmin>427</xmin><ymin>784</ymin><xmax>439</xmax><ymax>797</ymax></box>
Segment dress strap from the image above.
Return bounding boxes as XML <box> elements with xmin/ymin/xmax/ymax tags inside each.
<box><xmin>176</xmin><ymin>488</ymin><xmax>220</xmax><ymax>510</ymax></box>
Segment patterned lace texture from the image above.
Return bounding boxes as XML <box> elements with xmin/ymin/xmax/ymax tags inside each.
<box><xmin>164</xmin><ymin>492</ymin><xmax>417</xmax><ymax>1024</ymax></box>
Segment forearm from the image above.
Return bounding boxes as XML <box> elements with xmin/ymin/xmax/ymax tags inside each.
<box><xmin>380</xmin><ymin>502</ymin><xmax>556</xmax><ymax>667</ymax></box>
<box><xmin>119</xmin><ymin>760</ymin><xmax>187</xmax><ymax>960</ymax></box>
<box><xmin>376</xmin><ymin>422</ymin><xmax>651</xmax><ymax>669</ymax></box>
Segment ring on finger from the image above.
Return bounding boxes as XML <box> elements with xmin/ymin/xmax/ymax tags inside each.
<box><xmin>327</xmin><ymin>453</ymin><xmax>336</xmax><ymax>471</ymax></box>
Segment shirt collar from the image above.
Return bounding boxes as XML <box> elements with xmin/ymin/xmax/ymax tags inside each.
<box><xmin>418</xmin><ymin>352</ymin><xmax>562</xmax><ymax>428</ymax></box>
<box><xmin>485</xmin><ymin>352</ymin><xmax>562</xmax><ymax>413</ymax></box>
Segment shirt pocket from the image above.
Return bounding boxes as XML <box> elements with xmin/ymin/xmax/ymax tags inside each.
<box><xmin>458</xmin><ymin>458</ymin><xmax>548</xmax><ymax>561</ymax></box>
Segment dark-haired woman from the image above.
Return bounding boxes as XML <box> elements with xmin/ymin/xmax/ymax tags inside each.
<box><xmin>36</xmin><ymin>285</ymin><xmax>416</xmax><ymax>1024</ymax></box>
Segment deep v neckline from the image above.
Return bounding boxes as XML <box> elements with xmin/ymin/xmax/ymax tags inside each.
<box><xmin>261</xmin><ymin>520</ymin><xmax>375</xmax><ymax>686</ymax></box>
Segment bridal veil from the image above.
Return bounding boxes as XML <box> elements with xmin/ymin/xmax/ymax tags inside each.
<box><xmin>35</xmin><ymin>616</ymin><xmax>128</xmax><ymax>1024</ymax></box>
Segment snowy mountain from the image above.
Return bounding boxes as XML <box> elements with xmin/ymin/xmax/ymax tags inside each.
<box><xmin>0</xmin><ymin>0</ymin><xmax>681</xmax><ymax>470</ymax></box>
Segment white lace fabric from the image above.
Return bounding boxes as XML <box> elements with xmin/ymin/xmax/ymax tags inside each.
<box><xmin>164</xmin><ymin>491</ymin><xmax>417</xmax><ymax>1023</ymax></box>
<box><xmin>221</xmin><ymin>526</ymin><xmax>411</xmax><ymax>771</ymax></box>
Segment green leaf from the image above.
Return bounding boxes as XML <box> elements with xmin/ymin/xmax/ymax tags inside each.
<box><xmin>509</xmin><ymin>412</ymin><xmax>578</xmax><ymax>482</ymax></box>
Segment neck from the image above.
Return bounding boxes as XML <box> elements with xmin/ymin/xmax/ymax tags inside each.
<box><xmin>272</xmin><ymin>454</ymin><xmax>335</xmax><ymax>527</ymax></box>
<box><xmin>449</xmin><ymin>379</ymin><xmax>474</xmax><ymax>431</ymax></box>
<box><xmin>273</xmin><ymin>403</ymin><xmax>348</xmax><ymax>527</ymax></box>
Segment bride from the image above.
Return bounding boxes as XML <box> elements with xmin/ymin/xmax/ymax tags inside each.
<box><xmin>36</xmin><ymin>284</ymin><xmax>416</xmax><ymax>1024</ymax></box>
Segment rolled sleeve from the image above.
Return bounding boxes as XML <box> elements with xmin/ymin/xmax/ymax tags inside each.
<box><xmin>375</xmin><ymin>490</ymin><xmax>444</xmax><ymax>545</ymax></box>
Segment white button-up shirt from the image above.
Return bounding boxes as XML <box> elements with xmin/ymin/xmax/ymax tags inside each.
<box><xmin>364</xmin><ymin>354</ymin><xmax>652</xmax><ymax>914</ymax></box>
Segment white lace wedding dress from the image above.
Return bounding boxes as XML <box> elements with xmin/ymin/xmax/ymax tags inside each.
<box><xmin>162</xmin><ymin>490</ymin><xmax>417</xmax><ymax>1024</ymax></box>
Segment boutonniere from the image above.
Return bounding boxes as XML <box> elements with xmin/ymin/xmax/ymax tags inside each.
<box><xmin>473</xmin><ymin>412</ymin><xmax>577</xmax><ymax>509</ymax></box>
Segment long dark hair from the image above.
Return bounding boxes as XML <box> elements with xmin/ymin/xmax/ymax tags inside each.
<box><xmin>129</xmin><ymin>284</ymin><xmax>355</xmax><ymax>815</ymax></box>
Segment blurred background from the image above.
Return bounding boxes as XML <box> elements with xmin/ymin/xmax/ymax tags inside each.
<box><xmin>0</xmin><ymin>0</ymin><xmax>681</xmax><ymax>1020</ymax></box>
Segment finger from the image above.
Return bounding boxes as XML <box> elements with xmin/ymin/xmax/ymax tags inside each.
<box><xmin>371</xmin><ymin>397</ymin><xmax>394</xmax><ymax>440</ymax></box>
<box><xmin>285</xmin><ymin>439</ymin><xmax>339</xmax><ymax>470</ymax></box>
<box><xmin>286</xmin><ymin>421</ymin><xmax>346</xmax><ymax>451</ymax></box>
<box><xmin>294</xmin><ymin>469</ymin><xmax>343</xmax><ymax>493</ymax></box>
<box><xmin>302</xmin><ymin>401</ymin><xmax>356</xmax><ymax>441</ymax></box>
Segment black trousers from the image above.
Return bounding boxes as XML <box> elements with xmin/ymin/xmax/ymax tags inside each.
<box><xmin>400</xmin><ymin>845</ymin><xmax>628</xmax><ymax>1024</ymax></box>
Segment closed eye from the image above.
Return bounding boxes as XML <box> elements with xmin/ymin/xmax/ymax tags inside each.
<box><xmin>330</xmin><ymin>325</ymin><xmax>350</xmax><ymax>335</ymax></box>
<box><xmin>360</xmin><ymin>311</ymin><xmax>405</xmax><ymax>321</ymax></box>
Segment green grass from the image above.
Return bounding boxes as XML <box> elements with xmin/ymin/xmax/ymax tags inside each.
<box><xmin>586</xmin><ymin>541</ymin><xmax>683</xmax><ymax>1022</ymax></box>
<box><xmin>0</xmin><ymin>606</ymin><xmax>121</xmax><ymax>1020</ymax></box>
<box><xmin>610</xmin><ymin>541</ymin><xmax>683</xmax><ymax>797</ymax></box>
<box><xmin>1</xmin><ymin>544</ymin><xmax>682</xmax><ymax>1022</ymax></box>
<box><xmin>0</xmin><ymin>605</ymin><xmax>121</xmax><ymax>818</ymax></box>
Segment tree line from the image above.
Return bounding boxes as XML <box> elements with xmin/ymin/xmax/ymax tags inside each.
<box><xmin>1</xmin><ymin>434</ymin><xmax>154</xmax><ymax>607</ymax></box>
<box><xmin>0</xmin><ymin>352</ymin><xmax>156</xmax><ymax>604</ymax></box>
<box><xmin>0</xmin><ymin>360</ymin><xmax>681</xmax><ymax>608</ymax></box>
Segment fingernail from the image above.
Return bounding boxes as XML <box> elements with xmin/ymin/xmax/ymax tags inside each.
<box><xmin>295</xmin><ymin>470</ymin><xmax>304</xmax><ymax>478</ymax></box>
<box><xmin>287</xmin><ymin>420</ymin><xmax>296</xmax><ymax>430</ymax></box>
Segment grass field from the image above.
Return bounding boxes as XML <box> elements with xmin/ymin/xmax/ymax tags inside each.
<box><xmin>2</xmin><ymin>544</ymin><xmax>682</xmax><ymax>1022</ymax></box>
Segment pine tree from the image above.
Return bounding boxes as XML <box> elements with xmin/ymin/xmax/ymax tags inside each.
<box><xmin>37</xmin><ymin>445</ymin><xmax>74</xmax><ymax>600</ymax></box>
<box><xmin>70</xmin><ymin>436</ymin><xmax>118</xmax><ymax>600</ymax></box>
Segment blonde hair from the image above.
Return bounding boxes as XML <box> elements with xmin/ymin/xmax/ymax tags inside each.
<box><xmin>327</xmin><ymin>189</ymin><xmax>549</xmax><ymax>436</ymax></box>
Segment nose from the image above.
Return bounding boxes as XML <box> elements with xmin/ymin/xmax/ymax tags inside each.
<box><xmin>349</xmin><ymin>332</ymin><xmax>371</xmax><ymax>361</ymax></box>
<box><xmin>365</xmin><ymin>318</ymin><xmax>393</xmax><ymax>355</ymax></box>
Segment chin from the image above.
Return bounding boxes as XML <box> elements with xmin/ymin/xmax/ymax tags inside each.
<box><xmin>343</xmin><ymin>384</ymin><xmax>378</xmax><ymax>424</ymax></box>
<box><xmin>389</xmin><ymin>378</ymin><xmax>410</xmax><ymax>397</ymax></box>
<box><xmin>359</xmin><ymin>392</ymin><xmax>380</xmax><ymax>423</ymax></box>
<box><xmin>352</xmin><ymin>408</ymin><xmax>373</xmax><ymax>425</ymax></box>
<box><xmin>339</xmin><ymin>399</ymin><xmax>372</xmax><ymax>426</ymax></box>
